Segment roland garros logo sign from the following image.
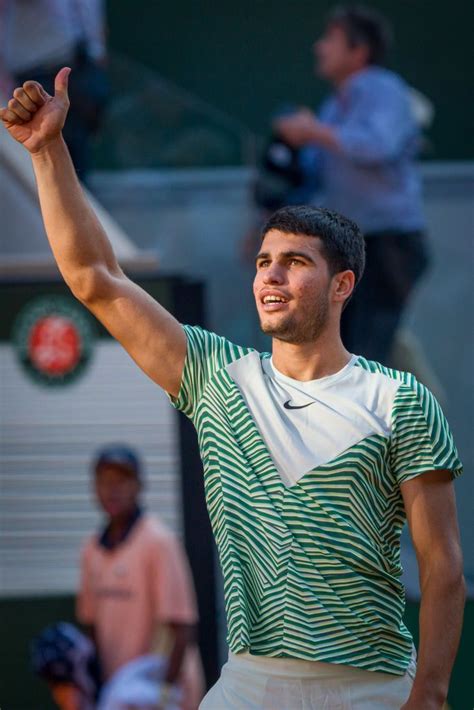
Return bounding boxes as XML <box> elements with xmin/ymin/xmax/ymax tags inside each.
<box><xmin>13</xmin><ymin>295</ymin><xmax>95</xmax><ymax>386</ymax></box>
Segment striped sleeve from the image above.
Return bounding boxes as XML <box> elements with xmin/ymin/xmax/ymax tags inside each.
<box><xmin>169</xmin><ymin>325</ymin><xmax>248</xmax><ymax>419</ymax></box>
<box><xmin>390</xmin><ymin>381</ymin><xmax>463</xmax><ymax>485</ymax></box>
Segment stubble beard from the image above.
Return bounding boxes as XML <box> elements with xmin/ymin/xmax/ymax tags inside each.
<box><xmin>259</xmin><ymin>291</ymin><xmax>330</xmax><ymax>344</ymax></box>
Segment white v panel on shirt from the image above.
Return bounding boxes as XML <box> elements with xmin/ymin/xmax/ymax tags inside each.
<box><xmin>226</xmin><ymin>351</ymin><xmax>400</xmax><ymax>487</ymax></box>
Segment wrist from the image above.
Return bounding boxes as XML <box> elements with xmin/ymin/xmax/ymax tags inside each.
<box><xmin>309</xmin><ymin>122</ymin><xmax>338</xmax><ymax>149</ymax></box>
<box><xmin>408</xmin><ymin>682</ymin><xmax>447</xmax><ymax>707</ymax></box>
<box><xmin>30</xmin><ymin>134</ymin><xmax>66</xmax><ymax>159</ymax></box>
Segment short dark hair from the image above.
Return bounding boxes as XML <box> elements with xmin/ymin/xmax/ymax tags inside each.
<box><xmin>261</xmin><ymin>205</ymin><xmax>365</xmax><ymax>287</ymax></box>
<box><xmin>326</xmin><ymin>5</ymin><xmax>393</xmax><ymax>65</ymax></box>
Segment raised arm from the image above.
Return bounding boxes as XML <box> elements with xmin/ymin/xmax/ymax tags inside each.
<box><xmin>1</xmin><ymin>68</ymin><xmax>186</xmax><ymax>396</ymax></box>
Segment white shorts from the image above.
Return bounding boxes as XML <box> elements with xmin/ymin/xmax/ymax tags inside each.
<box><xmin>200</xmin><ymin>648</ymin><xmax>417</xmax><ymax>710</ymax></box>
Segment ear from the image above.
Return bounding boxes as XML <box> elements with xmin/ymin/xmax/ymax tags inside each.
<box><xmin>353</xmin><ymin>43</ymin><xmax>370</xmax><ymax>68</ymax></box>
<box><xmin>332</xmin><ymin>270</ymin><xmax>355</xmax><ymax>305</ymax></box>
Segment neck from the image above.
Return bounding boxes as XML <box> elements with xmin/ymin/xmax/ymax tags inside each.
<box><xmin>333</xmin><ymin>64</ymin><xmax>367</xmax><ymax>88</ymax></box>
<box><xmin>108</xmin><ymin>508</ymin><xmax>136</xmax><ymax>542</ymax></box>
<box><xmin>271</xmin><ymin>327</ymin><xmax>351</xmax><ymax>381</ymax></box>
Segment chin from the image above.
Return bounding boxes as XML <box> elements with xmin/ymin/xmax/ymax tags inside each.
<box><xmin>104</xmin><ymin>506</ymin><xmax>125</xmax><ymax>518</ymax></box>
<box><xmin>260</xmin><ymin>314</ymin><xmax>288</xmax><ymax>334</ymax></box>
<box><xmin>260</xmin><ymin>320</ymin><xmax>298</xmax><ymax>342</ymax></box>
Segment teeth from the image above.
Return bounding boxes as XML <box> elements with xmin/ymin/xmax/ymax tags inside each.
<box><xmin>263</xmin><ymin>295</ymin><xmax>287</xmax><ymax>304</ymax></box>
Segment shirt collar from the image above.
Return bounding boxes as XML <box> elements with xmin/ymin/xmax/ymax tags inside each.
<box><xmin>98</xmin><ymin>506</ymin><xmax>143</xmax><ymax>550</ymax></box>
<box><xmin>336</xmin><ymin>66</ymin><xmax>376</xmax><ymax>107</ymax></box>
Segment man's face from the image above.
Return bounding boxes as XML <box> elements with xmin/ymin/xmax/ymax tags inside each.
<box><xmin>314</xmin><ymin>24</ymin><xmax>363</xmax><ymax>82</ymax></box>
<box><xmin>95</xmin><ymin>465</ymin><xmax>140</xmax><ymax>519</ymax></box>
<box><xmin>253</xmin><ymin>230</ymin><xmax>333</xmax><ymax>344</ymax></box>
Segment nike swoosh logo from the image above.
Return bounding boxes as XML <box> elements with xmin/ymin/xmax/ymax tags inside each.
<box><xmin>283</xmin><ymin>400</ymin><xmax>314</xmax><ymax>410</ymax></box>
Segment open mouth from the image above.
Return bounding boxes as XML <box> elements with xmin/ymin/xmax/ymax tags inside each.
<box><xmin>261</xmin><ymin>294</ymin><xmax>289</xmax><ymax>311</ymax></box>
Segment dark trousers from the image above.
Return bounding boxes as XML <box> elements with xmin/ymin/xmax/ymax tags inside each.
<box><xmin>341</xmin><ymin>230</ymin><xmax>430</xmax><ymax>364</ymax></box>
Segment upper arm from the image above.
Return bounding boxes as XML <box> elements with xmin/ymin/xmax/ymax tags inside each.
<box><xmin>76</xmin><ymin>544</ymin><xmax>95</xmax><ymax>625</ymax></box>
<box><xmin>151</xmin><ymin>532</ymin><xmax>198</xmax><ymax>625</ymax></box>
<box><xmin>78</xmin><ymin>267</ymin><xmax>187</xmax><ymax>397</ymax></box>
<box><xmin>401</xmin><ymin>470</ymin><xmax>463</xmax><ymax>568</ymax></box>
<box><xmin>335</xmin><ymin>81</ymin><xmax>416</xmax><ymax>163</ymax></box>
<box><xmin>169</xmin><ymin>324</ymin><xmax>248</xmax><ymax>419</ymax></box>
<box><xmin>391</xmin><ymin>380</ymin><xmax>464</xmax><ymax>573</ymax></box>
<box><xmin>390</xmin><ymin>381</ymin><xmax>463</xmax><ymax>486</ymax></box>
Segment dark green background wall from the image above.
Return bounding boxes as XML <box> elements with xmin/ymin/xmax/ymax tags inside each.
<box><xmin>106</xmin><ymin>0</ymin><xmax>474</xmax><ymax>160</ymax></box>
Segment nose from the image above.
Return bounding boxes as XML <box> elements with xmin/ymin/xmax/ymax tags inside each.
<box><xmin>263</xmin><ymin>262</ymin><xmax>285</xmax><ymax>285</ymax></box>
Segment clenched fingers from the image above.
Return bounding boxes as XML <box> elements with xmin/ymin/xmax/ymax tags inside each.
<box><xmin>8</xmin><ymin>97</ymin><xmax>32</xmax><ymax>121</ymax></box>
<box><xmin>22</xmin><ymin>80</ymin><xmax>48</xmax><ymax>107</ymax></box>
<box><xmin>0</xmin><ymin>106</ymin><xmax>22</xmax><ymax>124</ymax></box>
<box><xmin>0</xmin><ymin>81</ymin><xmax>47</xmax><ymax>125</ymax></box>
<box><xmin>13</xmin><ymin>86</ymin><xmax>40</xmax><ymax>113</ymax></box>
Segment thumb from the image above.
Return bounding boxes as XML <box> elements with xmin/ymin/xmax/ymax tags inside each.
<box><xmin>54</xmin><ymin>67</ymin><xmax>71</xmax><ymax>101</ymax></box>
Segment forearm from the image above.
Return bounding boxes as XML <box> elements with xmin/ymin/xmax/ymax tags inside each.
<box><xmin>31</xmin><ymin>136</ymin><xmax>119</xmax><ymax>296</ymax></box>
<box><xmin>152</xmin><ymin>622</ymin><xmax>195</xmax><ymax>685</ymax></box>
<box><xmin>409</xmin><ymin>564</ymin><xmax>465</xmax><ymax>704</ymax></box>
<box><xmin>306</xmin><ymin>122</ymin><xmax>340</xmax><ymax>151</ymax></box>
<box><xmin>163</xmin><ymin>631</ymin><xmax>191</xmax><ymax>685</ymax></box>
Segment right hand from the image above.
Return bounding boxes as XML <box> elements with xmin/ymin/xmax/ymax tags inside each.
<box><xmin>0</xmin><ymin>67</ymin><xmax>71</xmax><ymax>154</ymax></box>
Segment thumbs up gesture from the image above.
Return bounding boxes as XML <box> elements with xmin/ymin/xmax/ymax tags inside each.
<box><xmin>0</xmin><ymin>67</ymin><xmax>71</xmax><ymax>154</ymax></box>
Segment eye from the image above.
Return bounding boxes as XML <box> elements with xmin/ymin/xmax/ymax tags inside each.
<box><xmin>257</xmin><ymin>259</ymin><xmax>270</xmax><ymax>268</ymax></box>
<box><xmin>289</xmin><ymin>258</ymin><xmax>304</xmax><ymax>266</ymax></box>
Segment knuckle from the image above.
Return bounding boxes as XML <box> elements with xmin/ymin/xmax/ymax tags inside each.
<box><xmin>24</xmin><ymin>81</ymin><xmax>41</xmax><ymax>96</ymax></box>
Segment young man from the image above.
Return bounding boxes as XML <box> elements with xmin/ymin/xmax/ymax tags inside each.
<box><xmin>275</xmin><ymin>6</ymin><xmax>429</xmax><ymax>364</ymax></box>
<box><xmin>78</xmin><ymin>445</ymin><xmax>204</xmax><ymax>710</ymax></box>
<box><xmin>1</xmin><ymin>72</ymin><xmax>465</xmax><ymax>709</ymax></box>
<box><xmin>39</xmin><ymin>445</ymin><xmax>204</xmax><ymax>710</ymax></box>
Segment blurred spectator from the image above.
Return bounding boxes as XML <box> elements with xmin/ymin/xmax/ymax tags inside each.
<box><xmin>273</xmin><ymin>5</ymin><xmax>430</xmax><ymax>364</ymax></box>
<box><xmin>31</xmin><ymin>622</ymin><xmax>100</xmax><ymax>710</ymax></box>
<box><xmin>2</xmin><ymin>0</ymin><xmax>109</xmax><ymax>180</ymax></box>
<box><xmin>41</xmin><ymin>444</ymin><xmax>205</xmax><ymax>709</ymax></box>
<box><xmin>79</xmin><ymin>444</ymin><xmax>205</xmax><ymax>709</ymax></box>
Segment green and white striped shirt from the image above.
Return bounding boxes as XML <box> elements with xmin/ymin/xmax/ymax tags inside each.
<box><xmin>170</xmin><ymin>326</ymin><xmax>462</xmax><ymax>675</ymax></box>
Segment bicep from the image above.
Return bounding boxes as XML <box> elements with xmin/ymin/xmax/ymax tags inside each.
<box><xmin>401</xmin><ymin>470</ymin><xmax>463</xmax><ymax>565</ymax></box>
<box><xmin>81</xmin><ymin>269</ymin><xmax>187</xmax><ymax>396</ymax></box>
<box><xmin>152</xmin><ymin>535</ymin><xmax>198</xmax><ymax>624</ymax></box>
<box><xmin>336</xmin><ymin>90</ymin><xmax>414</xmax><ymax>162</ymax></box>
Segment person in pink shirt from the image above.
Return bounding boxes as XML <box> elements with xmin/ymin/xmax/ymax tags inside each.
<box><xmin>77</xmin><ymin>444</ymin><xmax>205</xmax><ymax>709</ymax></box>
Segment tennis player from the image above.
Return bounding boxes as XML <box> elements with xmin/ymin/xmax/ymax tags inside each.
<box><xmin>1</xmin><ymin>70</ymin><xmax>465</xmax><ymax>710</ymax></box>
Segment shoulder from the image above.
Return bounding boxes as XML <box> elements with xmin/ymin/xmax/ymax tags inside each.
<box><xmin>356</xmin><ymin>359</ymin><xmax>445</xmax><ymax>438</ymax></box>
<box><xmin>182</xmin><ymin>324</ymin><xmax>255</xmax><ymax>365</ymax></box>
<box><xmin>139</xmin><ymin>514</ymin><xmax>179</xmax><ymax>546</ymax></box>
<box><xmin>357</xmin><ymin>66</ymin><xmax>406</xmax><ymax>88</ymax></box>
<box><xmin>353</xmin><ymin>359</ymin><xmax>447</xmax><ymax>453</ymax></box>
<box><xmin>80</xmin><ymin>534</ymin><xmax>100</xmax><ymax>563</ymax></box>
<box><xmin>353</xmin><ymin>357</ymin><xmax>427</xmax><ymax>411</ymax></box>
<box><xmin>351</xmin><ymin>67</ymin><xmax>409</xmax><ymax>100</ymax></box>
<box><xmin>355</xmin><ymin>356</ymin><xmax>415</xmax><ymax>385</ymax></box>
